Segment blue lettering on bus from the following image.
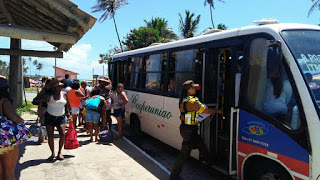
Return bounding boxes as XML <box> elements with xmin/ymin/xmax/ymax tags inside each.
<box><xmin>131</xmin><ymin>94</ymin><xmax>173</xmax><ymax>119</ymax></box>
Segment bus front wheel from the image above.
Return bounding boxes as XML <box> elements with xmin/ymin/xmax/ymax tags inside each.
<box><xmin>244</xmin><ymin>157</ymin><xmax>292</xmax><ymax>180</ymax></box>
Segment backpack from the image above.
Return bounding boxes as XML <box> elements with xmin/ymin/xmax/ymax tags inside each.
<box><xmin>85</xmin><ymin>95</ymin><xmax>104</xmax><ymax>112</ymax></box>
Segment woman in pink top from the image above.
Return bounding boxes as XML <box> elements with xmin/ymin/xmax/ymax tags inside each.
<box><xmin>67</xmin><ymin>80</ymin><xmax>84</xmax><ymax>128</ymax></box>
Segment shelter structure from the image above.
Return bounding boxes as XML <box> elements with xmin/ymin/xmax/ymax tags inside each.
<box><xmin>54</xmin><ymin>66</ymin><xmax>78</xmax><ymax>80</ymax></box>
<box><xmin>0</xmin><ymin>0</ymin><xmax>96</xmax><ymax>108</ymax></box>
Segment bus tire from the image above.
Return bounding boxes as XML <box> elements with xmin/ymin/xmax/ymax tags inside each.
<box><xmin>130</xmin><ymin>115</ymin><xmax>142</xmax><ymax>137</ymax></box>
<box><xmin>244</xmin><ymin>156</ymin><xmax>292</xmax><ymax>180</ymax></box>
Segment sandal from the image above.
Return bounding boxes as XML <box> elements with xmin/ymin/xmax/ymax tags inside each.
<box><xmin>56</xmin><ymin>154</ymin><xmax>64</xmax><ymax>161</ymax></box>
<box><xmin>47</xmin><ymin>155</ymin><xmax>55</xmax><ymax>161</ymax></box>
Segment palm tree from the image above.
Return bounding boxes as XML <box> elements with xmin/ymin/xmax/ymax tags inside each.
<box><xmin>308</xmin><ymin>0</ymin><xmax>320</xmax><ymax>18</ymax></box>
<box><xmin>144</xmin><ymin>17</ymin><xmax>178</xmax><ymax>42</ymax></box>
<box><xmin>92</xmin><ymin>0</ymin><xmax>129</xmax><ymax>52</ymax></box>
<box><xmin>33</xmin><ymin>59</ymin><xmax>38</xmax><ymax>76</ymax></box>
<box><xmin>22</xmin><ymin>58</ymin><xmax>29</xmax><ymax>74</ymax></box>
<box><xmin>28</xmin><ymin>57</ymin><xmax>32</xmax><ymax>76</ymax></box>
<box><xmin>217</xmin><ymin>23</ymin><xmax>227</xmax><ymax>30</ymax></box>
<box><xmin>204</xmin><ymin>0</ymin><xmax>224</xmax><ymax>29</ymax></box>
<box><xmin>0</xmin><ymin>60</ymin><xmax>9</xmax><ymax>77</ymax></box>
<box><xmin>36</xmin><ymin>63</ymin><xmax>43</xmax><ymax>76</ymax></box>
<box><xmin>179</xmin><ymin>10</ymin><xmax>201</xmax><ymax>38</ymax></box>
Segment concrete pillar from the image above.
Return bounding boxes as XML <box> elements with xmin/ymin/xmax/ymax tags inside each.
<box><xmin>9</xmin><ymin>38</ymin><xmax>23</xmax><ymax>109</ymax></box>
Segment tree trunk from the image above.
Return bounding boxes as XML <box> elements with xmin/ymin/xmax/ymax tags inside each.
<box><xmin>210</xmin><ymin>6</ymin><xmax>215</xmax><ymax>29</ymax></box>
<box><xmin>113</xmin><ymin>16</ymin><xmax>123</xmax><ymax>52</ymax></box>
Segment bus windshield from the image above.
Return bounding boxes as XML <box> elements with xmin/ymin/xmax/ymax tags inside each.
<box><xmin>282</xmin><ymin>30</ymin><xmax>320</xmax><ymax>105</ymax></box>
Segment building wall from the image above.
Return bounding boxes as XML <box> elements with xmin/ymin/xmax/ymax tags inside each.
<box><xmin>55</xmin><ymin>68</ymin><xmax>78</xmax><ymax>80</ymax></box>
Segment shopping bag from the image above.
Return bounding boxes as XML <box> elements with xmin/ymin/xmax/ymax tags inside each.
<box><xmin>29</xmin><ymin>118</ymin><xmax>42</xmax><ymax>137</ymax></box>
<box><xmin>98</xmin><ymin>127</ymin><xmax>113</xmax><ymax>143</ymax></box>
<box><xmin>64</xmin><ymin>119</ymin><xmax>79</xmax><ymax>149</ymax></box>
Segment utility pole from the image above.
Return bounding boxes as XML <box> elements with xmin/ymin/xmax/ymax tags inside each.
<box><xmin>103</xmin><ymin>65</ymin><xmax>104</xmax><ymax>76</ymax></box>
<box><xmin>53</xmin><ymin>47</ymin><xmax>57</xmax><ymax>78</ymax></box>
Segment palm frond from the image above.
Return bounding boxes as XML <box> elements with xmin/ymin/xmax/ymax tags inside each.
<box><xmin>308</xmin><ymin>1</ymin><xmax>320</xmax><ymax>16</ymax></box>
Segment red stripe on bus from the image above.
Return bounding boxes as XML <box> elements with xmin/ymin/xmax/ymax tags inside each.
<box><xmin>238</xmin><ymin>141</ymin><xmax>309</xmax><ymax>177</ymax></box>
<box><xmin>237</xmin><ymin>155</ymin><xmax>245</xmax><ymax>180</ymax></box>
<box><xmin>294</xmin><ymin>177</ymin><xmax>304</xmax><ymax>180</ymax></box>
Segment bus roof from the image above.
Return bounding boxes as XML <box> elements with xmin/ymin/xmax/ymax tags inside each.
<box><xmin>112</xmin><ymin>23</ymin><xmax>320</xmax><ymax>59</ymax></box>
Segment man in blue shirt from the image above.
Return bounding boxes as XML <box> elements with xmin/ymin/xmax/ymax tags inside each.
<box><xmin>65</xmin><ymin>74</ymin><xmax>72</xmax><ymax>87</ymax></box>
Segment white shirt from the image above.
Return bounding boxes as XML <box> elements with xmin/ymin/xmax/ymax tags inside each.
<box><xmin>46</xmin><ymin>92</ymin><xmax>67</xmax><ymax>116</ymax></box>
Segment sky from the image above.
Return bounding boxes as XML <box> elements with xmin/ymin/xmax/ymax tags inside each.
<box><xmin>0</xmin><ymin>0</ymin><xmax>319</xmax><ymax>80</ymax></box>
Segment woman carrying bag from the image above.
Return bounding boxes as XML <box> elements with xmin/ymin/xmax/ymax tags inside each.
<box><xmin>37</xmin><ymin>79</ymin><xmax>71</xmax><ymax>161</ymax></box>
<box><xmin>85</xmin><ymin>88</ymin><xmax>107</xmax><ymax>142</ymax></box>
<box><xmin>0</xmin><ymin>75</ymin><xmax>32</xmax><ymax>179</ymax></box>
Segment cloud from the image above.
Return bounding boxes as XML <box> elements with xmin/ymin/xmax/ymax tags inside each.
<box><xmin>58</xmin><ymin>43</ymin><xmax>106</xmax><ymax>79</ymax></box>
<box><xmin>0</xmin><ymin>38</ymin><xmax>105</xmax><ymax>80</ymax></box>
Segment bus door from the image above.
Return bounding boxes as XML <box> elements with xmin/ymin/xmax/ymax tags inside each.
<box><xmin>238</xmin><ymin>37</ymin><xmax>310</xmax><ymax>179</ymax></box>
<box><xmin>201</xmin><ymin>47</ymin><xmax>233</xmax><ymax>173</ymax></box>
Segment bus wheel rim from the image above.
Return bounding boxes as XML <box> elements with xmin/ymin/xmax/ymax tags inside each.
<box><xmin>260</xmin><ymin>172</ymin><xmax>280</xmax><ymax>180</ymax></box>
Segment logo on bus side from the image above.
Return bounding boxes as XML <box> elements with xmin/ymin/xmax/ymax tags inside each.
<box><xmin>131</xmin><ymin>94</ymin><xmax>173</xmax><ymax>119</ymax></box>
<box><xmin>242</xmin><ymin>121</ymin><xmax>269</xmax><ymax>136</ymax></box>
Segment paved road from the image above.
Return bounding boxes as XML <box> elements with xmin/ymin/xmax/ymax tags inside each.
<box><xmin>24</xmin><ymin>91</ymin><xmax>37</xmax><ymax>102</ymax></box>
<box><xmin>17</xmin><ymin>113</ymin><xmax>169</xmax><ymax>180</ymax></box>
<box><xmin>120</xmin><ymin>123</ymin><xmax>233</xmax><ymax>180</ymax></box>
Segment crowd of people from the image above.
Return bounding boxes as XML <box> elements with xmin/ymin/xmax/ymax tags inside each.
<box><xmin>30</xmin><ymin>74</ymin><xmax>128</xmax><ymax>161</ymax></box>
<box><xmin>0</xmin><ymin>73</ymin><xmax>131</xmax><ymax>178</ymax></box>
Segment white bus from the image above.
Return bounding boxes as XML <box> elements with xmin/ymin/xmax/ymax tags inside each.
<box><xmin>109</xmin><ymin>19</ymin><xmax>320</xmax><ymax>179</ymax></box>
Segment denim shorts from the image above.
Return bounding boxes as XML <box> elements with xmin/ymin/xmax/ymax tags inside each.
<box><xmin>114</xmin><ymin>107</ymin><xmax>125</xmax><ymax>118</ymax></box>
<box><xmin>86</xmin><ymin>109</ymin><xmax>101</xmax><ymax>123</ymax></box>
<box><xmin>71</xmin><ymin>107</ymin><xmax>79</xmax><ymax>115</ymax></box>
<box><xmin>44</xmin><ymin>112</ymin><xmax>66</xmax><ymax>127</ymax></box>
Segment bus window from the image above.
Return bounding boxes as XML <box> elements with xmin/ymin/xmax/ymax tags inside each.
<box><xmin>145</xmin><ymin>54</ymin><xmax>162</xmax><ymax>90</ymax></box>
<box><xmin>127</xmin><ymin>58</ymin><xmax>133</xmax><ymax>88</ymax></box>
<box><xmin>118</xmin><ymin>62</ymin><xmax>126</xmax><ymax>84</ymax></box>
<box><xmin>130</xmin><ymin>56</ymin><xmax>142</xmax><ymax>88</ymax></box>
<box><xmin>172</xmin><ymin>49</ymin><xmax>202</xmax><ymax>95</ymax></box>
<box><xmin>245</xmin><ymin>38</ymin><xmax>301</xmax><ymax>130</ymax></box>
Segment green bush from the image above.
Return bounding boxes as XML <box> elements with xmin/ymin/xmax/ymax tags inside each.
<box><xmin>17</xmin><ymin>101</ymin><xmax>37</xmax><ymax>116</ymax></box>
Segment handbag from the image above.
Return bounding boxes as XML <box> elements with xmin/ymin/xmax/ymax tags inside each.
<box><xmin>64</xmin><ymin>118</ymin><xmax>79</xmax><ymax>149</ymax></box>
<box><xmin>98</xmin><ymin>127</ymin><xmax>113</xmax><ymax>143</ymax></box>
<box><xmin>0</xmin><ymin>98</ymin><xmax>32</xmax><ymax>154</ymax></box>
<box><xmin>29</xmin><ymin>118</ymin><xmax>42</xmax><ymax>137</ymax></box>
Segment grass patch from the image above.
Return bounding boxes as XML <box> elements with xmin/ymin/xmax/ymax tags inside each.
<box><xmin>17</xmin><ymin>101</ymin><xmax>37</xmax><ymax>116</ymax></box>
<box><xmin>25</xmin><ymin>87</ymin><xmax>39</xmax><ymax>92</ymax></box>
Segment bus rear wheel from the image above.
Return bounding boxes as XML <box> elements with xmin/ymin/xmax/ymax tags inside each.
<box><xmin>130</xmin><ymin>115</ymin><xmax>142</xmax><ymax>137</ymax></box>
<box><xmin>245</xmin><ymin>157</ymin><xmax>292</xmax><ymax>180</ymax></box>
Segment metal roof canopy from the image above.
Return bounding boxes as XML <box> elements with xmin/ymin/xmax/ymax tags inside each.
<box><xmin>0</xmin><ymin>0</ymin><xmax>96</xmax><ymax>57</ymax></box>
<box><xmin>0</xmin><ymin>0</ymin><xmax>97</xmax><ymax>109</ymax></box>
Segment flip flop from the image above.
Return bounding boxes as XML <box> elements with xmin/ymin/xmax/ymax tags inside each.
<box><xmin>56</xmin><ymin>154</ymin><xmax>64</xmax><ymax>161</ymax></box>
<box><xmin>47</xmin><ymin>155</ymin><xmax>55</xmax><ymax>161</ymax></box>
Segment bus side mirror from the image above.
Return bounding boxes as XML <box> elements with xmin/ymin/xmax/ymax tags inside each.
<box><xmin>267</xmin><ymin>40</ymin><xmax>283</xmax><ymax>77</ymax></box>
